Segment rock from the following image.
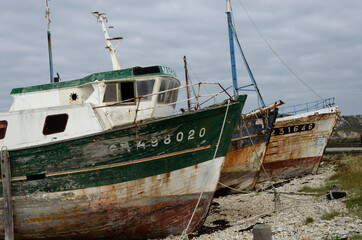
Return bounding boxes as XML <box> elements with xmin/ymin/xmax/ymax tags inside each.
<box><xmin>326</xmin><ymin>191</ymin><xmax>347</xmax><ymax>200</ymax></box>
<box><xmin>337</xmin><ymin>230</ymin><xmax>349</xmax><ymax>235</ymax></box>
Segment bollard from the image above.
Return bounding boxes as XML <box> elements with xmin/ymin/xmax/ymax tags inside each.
<box><xmin>253</xmin><ymin>224</ymin><xmax>272</xmax><ymax>240</ymax></box>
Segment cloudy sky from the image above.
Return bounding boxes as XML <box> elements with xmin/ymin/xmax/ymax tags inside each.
<box><xmin>1</xmin><ymin>0</ymin><xmax>361</xmax><ymax>115</ymax></box>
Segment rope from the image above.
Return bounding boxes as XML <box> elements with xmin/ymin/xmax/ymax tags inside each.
<box><xmin>179</xmin><ymin>101</ymin><xmax>231</xmax><ymax>240</ymax></box>
<box><xmin>217</xmin><ymin>110</ymin><xmax>281</xmax><ymax>210</ymax></box>
<box><xmin>240</xmin><ymin>112</ymin><xmax>281</xmax><ymax>212</ymax></box>
<box><xmin>218</xmin><ymin>181</ymin><xmax>250</xmax><ymax>194</ymax></box>
<box><xmin>235</xmin><ymin>0</ymin><xmax>324</xmax><ymax>101</ymax></box>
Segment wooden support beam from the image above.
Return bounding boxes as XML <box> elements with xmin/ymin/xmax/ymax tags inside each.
<box><xmin>1</xmin><ymin>148</ymin><xmax>14</xmax><ymax>240</ymax></box>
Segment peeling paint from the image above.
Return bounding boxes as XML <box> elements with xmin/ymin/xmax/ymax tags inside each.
<box><xmin>217</xmin><ymin>108</ymin><xmax>278</xmax><ymax>193</ymax></box>
<box><xmin>259</xmin><ymin>107</ymin><xmax>340</xmax><ymax>182</ymax></box>
<box><xmin>0</xmin><ymin>97</ymin><xmax>246</xmax><ymax>239</ymax></box>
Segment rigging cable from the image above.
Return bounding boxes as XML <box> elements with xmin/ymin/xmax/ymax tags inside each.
<box><xmin>236</xmin><ymin>0</ymin><xmax>324</xmax><ymax>101</ymax></box>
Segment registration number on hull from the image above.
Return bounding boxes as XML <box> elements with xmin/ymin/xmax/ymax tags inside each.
<box><xmin>271</xmin><ymin>123</ymin><xmax>315</xmax><ymax>136</ymax></box>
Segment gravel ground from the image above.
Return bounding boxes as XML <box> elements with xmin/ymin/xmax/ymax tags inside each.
<box><xmin>164</xmin><ymin>163</ymin><xmax>361</xmax><ymax>240</ymax></box>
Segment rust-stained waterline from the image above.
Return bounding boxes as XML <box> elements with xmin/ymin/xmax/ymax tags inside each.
<box><xmin>259</xmin><ymin>107</ymin><xmax>340</xmax><ymax>182</ymax></box>
<box><xmin>0</xmin><ymin>97</ymin><xmax>246</xmax><ymax>240</ymax></box>
<box><xmin>217</xmin><ymin>107</ymin><xmax>278</xmax><ymax>194</ymax></box>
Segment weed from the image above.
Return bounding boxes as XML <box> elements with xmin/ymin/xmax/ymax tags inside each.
<box><xmin>304</xmin><ymin>217</ymin><xmax>314</xmax><ymax>225</ymax></box>
<box><xmin>350</xmin><ymin>233</ymin><xmax>362</xmax><ymax>239</ymax></box>
<box><xmin>321</xmin><ymin>233</ymin><xmax>341</xmax><ymax>240</ymax></box>
<box><xmin>299</xmin><ymin>183</ymin><xmax>336</xmax><ymax>196</ymax></box>
<box><xmin>321</xmin><ymin>210</ymin><xmax>340</xmax><ymax>220</ymax></box>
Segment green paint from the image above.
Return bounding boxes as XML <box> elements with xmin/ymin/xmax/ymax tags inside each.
<box><xmin>0</xmin><ymin>95</ymin><xmax>246</xmax><ymax>197</ymax></box>
<box><xmin>11</xmin><ymin>66</ymin><xmax>177</xmax><ymax>94</ymax></box>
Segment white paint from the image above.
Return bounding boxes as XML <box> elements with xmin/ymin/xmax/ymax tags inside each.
<box><xmin>0</xmin><ymin>103</ymin><xmax>103</xmax><ymax>150</ymax></box>
<box><xmin>1</xmin><ymin>74</ymin><xmax>182</xmax><ymax>150</ymax></box>
<box><xmin>277</xmin><ymin>106</ymin><xmax>338</xmax><ymax>122</ymax></box>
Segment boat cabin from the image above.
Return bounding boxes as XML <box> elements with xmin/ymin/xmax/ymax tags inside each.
<box><xmin>0</xmin><ymin>66</ymin><xmax>180</xmax><ymax>150</ymax></box>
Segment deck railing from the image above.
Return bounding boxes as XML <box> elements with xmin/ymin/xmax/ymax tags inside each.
<box><xmin>278</xmin><ymin>97</ymin><xmax>335</xmax><ymax>116</ymax></box>
<box><xmin>95</xmin><ymin>82</ymin><xmax>235</xmax><ymax>123</ymax></box>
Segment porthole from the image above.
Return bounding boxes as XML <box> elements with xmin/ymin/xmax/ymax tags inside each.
<box><xmin>70</xmin><ymin>92</ymin><xmax>78</xmax><ymax>102</ymax></box>
<box><xmin>0</xmin><ymin>121</ymin><xmax>8</xmax><ymax>139</ymax></box>
<box><xmin>43</xmin><ymin>114</ymin><xmax>69</xmax><ymax>135</ymax></box>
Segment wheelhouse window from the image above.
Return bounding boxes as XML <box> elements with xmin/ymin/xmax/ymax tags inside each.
<box><xmin>0</xmin><ymin>121</ymin><xmax>8</xmax><ymax>139</ymax></box>
<box><xmin>103</xmin><ymin>83</ymin><xmax>118</xmax><ymax>102</ymax></box>
<box><xmin>120</xmin><ymin>82</ymin><xmax>135</xmax><ymax>101</ymax></box>
<box><xmin>157</xmin><ymin>78</ymin><xmax>180</xmax><ymax>104</ymax></box>
<box><xmin>43</xmin><ymin>114</ymin><xmax>69</xmax><ymax>135</ymax></box>
<box><xmin>137</xmin><ymin>80</ymin><xmax>155</xmax><ymax>100</ymax></box>
<box><xmin>103</xmin><ymin>80</ymin><xmax>155</xmax><ymax>103</ymax></box>
<box><xmin>103</xmin><ymin>82</ymin><xmax>135</xmax><ymax>103</ymax></box>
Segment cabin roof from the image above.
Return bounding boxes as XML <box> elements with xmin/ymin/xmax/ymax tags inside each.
<box><xmin>11</xmin><ymin>65</ymin><xmax>177</xmax><ymax>94</ymax></box>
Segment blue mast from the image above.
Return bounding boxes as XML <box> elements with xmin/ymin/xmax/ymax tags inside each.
<box><xmin>226</xmin><ymin>0</ymin><xmax>265</xmax><ymax>107</ymax></box>
<box><xmin>226</xmin><ymin>0</ymin><xmax>238</xmax><ymax>95</ymax></box>
<box><xmin>46</xmin><ymin>0</ymin><xmax>54</xmax><ymax>84</ymax></box>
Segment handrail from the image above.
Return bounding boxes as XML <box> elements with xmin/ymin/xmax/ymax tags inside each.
<box><xmin>93</xmin><ymin>82</ymin><xmax>235</xmax><ymax>123</ymax></box>
<box><xmin>278</xmin><ymin>97</ymin><xmax>335</xmax><ymax>116</ymax></box>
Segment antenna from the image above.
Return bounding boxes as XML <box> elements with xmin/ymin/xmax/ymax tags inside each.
<box><xmin>92</xmin><ymin>11</ymin><xmax>122</xmax><ymax>70</ymax></box>
<box><xmin>46</xmin><ymin>0</ymin><xmax>55</xmax><ymax>83</ymax></box>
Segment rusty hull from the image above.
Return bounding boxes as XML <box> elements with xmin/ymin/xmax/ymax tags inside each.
<box><xmin>0</xmin><ymin>97</ymin><xmax>246</xmax><ymax>239</ymax></box>
<box><xmin>0</xmin><ymin>160</ymin><xmax>220</xmax><ymax>240</ymax></box>
<box><xmin>259</xmin><ymin>108</ymin><xmax>340</xmax><ymax>182</ymax></box>
<box><xmin>217</xmin><ymin>108</ymin><xmax>278</xmax><ymax>194</ymax></box>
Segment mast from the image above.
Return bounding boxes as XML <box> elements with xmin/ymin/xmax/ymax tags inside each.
<box><xmin>92</xmin><ymin>12</ymin><xmax>122</xmax><ymax>70</ymax></box>
<box><xmin>226</xmin><ymin>0</ymin><xmax>266</xmax><ymax>107</ymax></box>
<box><xmin>183</xmin><ymin>56</ymin><xmax>191</xmax><ymax>111</ymax></box>
<box><xmin>226</xmin><ymin>0</ymin><xmax>238</xmax><ymax>95</ymax></box>
<box><xmin>45</xmin><ymin>0</ymin><xmax>54</xmax><ymax>83</ymax></box>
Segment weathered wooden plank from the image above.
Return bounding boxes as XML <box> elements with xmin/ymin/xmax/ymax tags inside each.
<box><xmin>1</xmin><ymin>148</ymin><xmax>14</xmax><ymax>240</ymax></box>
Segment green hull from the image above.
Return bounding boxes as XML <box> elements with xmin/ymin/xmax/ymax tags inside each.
<box><xmin>0</xmin><ymin>96</ymin><xmax>246</xmax><ymax>239</ymax></box>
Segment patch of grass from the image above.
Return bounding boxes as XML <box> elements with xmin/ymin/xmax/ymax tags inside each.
<box><xmin>334</xmin><ymin>126</ymin><xmax>360</xmax><ymax>132</ymax></box>
<box><xmin>345</xmin><ymin>195</ymin><xmax>362</xmax><ymax>218</ymax></box>
<box><xmin>299</xmin><ymin>180</ymin><xmax>338</xmax><ymax>196</ymax></box>
<box><xmin>350</xmin><ymin>233</ymin><xmax>362</xmax><ymax>239</ymax></box>
<box><xmin>299</xmin><ymin>185</ymin><xmax>331</xmax><ymax>196</ymax></box>
<box><xmin>321</xmin><ymin>233</ymin><xmax>341</xmax><ymax>240</ymax></box>
<box><xmin>321</xmin><ymin>210</ymin><xmax>340</xmax><ymax>220</ymax></box>
<box><xmin>300</xmin><ymin>154</ymin><xmax>362</xmax><ymax>217</ymax></box>
<box><xmin>329</xmin><ymin>154</ymin><xmax>362</xmax><ymax>217</ymax></box>
<box><xmin>304</xmin><ymin>217</ymin><xmax>314</xmax><ymax>225</ymax></box>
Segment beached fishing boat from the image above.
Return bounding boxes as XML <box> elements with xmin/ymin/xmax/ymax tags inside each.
<box><xmin>0</xmin><ymin>4</ymin><xmax>248</xmax><ymax>238</ymax></box>
<box><xmin>216</xmin><ymin>0</ymin><xmax>282</xmax><ymax>194</ymax></box>
<box><xmin>259</xmin><ymin>99</ymin><xmax>340</xmax><ymax>181</ymax></box>
<box><xmin>0</xmin><ymin>64</ymin><xmax>247</xmax><ymax>239</ymax></box>
<box><xmin>217</xmin><ymin>106</ymin><xmax>278</xmax><ymax>194</ymax></box>
<box><xmin>221</xmin><ymin>0</ymin><xmax>340</xmax><ymax>186</ymax></box>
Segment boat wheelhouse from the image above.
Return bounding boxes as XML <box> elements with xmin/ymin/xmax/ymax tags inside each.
<box><xmin>2</xmin><ymin>66</ymin><xmax>180</xmax><ymax>150</ymax></box>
